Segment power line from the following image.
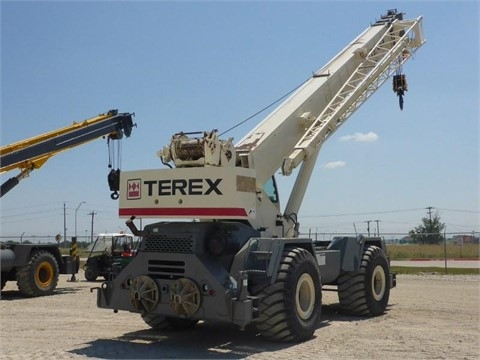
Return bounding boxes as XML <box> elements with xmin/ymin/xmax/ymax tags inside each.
<box><xmin>0</xmin><ymin>208</ymin><xmax>60</xmax><ymax>219</ymax></box>
<box><xmin>0</xmin><ymin>201</ymin><xmax>62</xmax><ymax>212</ymax></box>
<box><xmin>301</xmin><ymin>207</ymin><xmax>426</xmax><ymax>218</ymax></box>
<box><xmin>437</xmin><ymin>208</ymin><xmax>480</xmax><ymax>214</ymax></box>
<box><xmin>0</xmin><ymin>214</ymin><xmax>60</xmax><ymax>224</ymax></box>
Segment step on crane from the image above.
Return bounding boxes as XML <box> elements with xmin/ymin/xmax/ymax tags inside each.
<box><xmin>0</xmin><ymin>109</ymin><xmax>135</xmax><ymax>198</ymax></box>
<box><xmin>95</xmin><ymin>10</ymin><xmax>425</xmax><ymax>342</ymax></box>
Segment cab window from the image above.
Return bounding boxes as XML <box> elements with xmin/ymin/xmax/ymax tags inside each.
<box><xmin>263</xmin><ymin>176</ymin><xmax>278</xmax><ymax>203</ymax></box>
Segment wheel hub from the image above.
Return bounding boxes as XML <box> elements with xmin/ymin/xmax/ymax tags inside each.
<box><xmin>35</xmin><ymin>261</ymin><xmax>54</xmax><ymax>288</ymax></box>
<box><xmin>295</xmin><ymin>273</ymin><xmax>315</xmax><ymax>320</ymax></box>
<box><xmin>371</xmin><ymin>265</ymin><xmax>386</xmax><ymax>301</ymax></box>
<box><xmin>129</xmin><ymin>275</ymin><xmax>159</xmax><ymax>313</ymax></box>
<box><xmin>169</xmin><ymin>278</ymin><xmax>201</xmax><ymax>317</ymax></box>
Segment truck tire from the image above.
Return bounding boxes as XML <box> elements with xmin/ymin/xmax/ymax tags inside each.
<box><xmin>141</xmin><ymin>313</ymin><xmax>198</xmax><ymax>331</ymax></box>
<box><xmin>255</xmin><ymin>247</ymin><xmax>322</xmax><ymax>342</ymax></box>
<box><xmin>337</xmin><ymin>245</ymin><xmax>390</xmax><ymax>316</ymax></box>
<box><xmin>1</xmin><ymin>274</ymin><xmax>6</xmax><ymax>290</ymax></box>
<box><xmin>84</xmin><ymin>266</ymin><xmax>98</xmax><ymax>281</ymax></box>
<box><xmin>16</xmin><ymin>250</ymin><xmax>59</xmax><ymax>297</ymax></box>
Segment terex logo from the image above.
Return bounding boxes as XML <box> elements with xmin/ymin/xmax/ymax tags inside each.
<box><xmin>143</xmin><ymin>178</ymin><xmax>223</xmax><ymax>196</ymax></box>
<box><xmin>127</xmin><ymin>179</ymin><xmax>141</xmax><ymax>199</ymax></box>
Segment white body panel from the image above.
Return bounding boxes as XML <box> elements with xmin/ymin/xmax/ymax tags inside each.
<box><xmin>119</xmin><ymin>167</ymin><xmax>257</xmax><ymax>220</ymax></box>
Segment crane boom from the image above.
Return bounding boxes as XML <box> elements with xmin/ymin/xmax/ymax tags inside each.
<box><xmin>0</xmin><ymin>109</ymin><xmax>135</xmax><ymax>197</ymax></box>
<box><xmin>235</xmin><ymin>11</ymin><xmax>424</xmax><ymax>185</ymax></box>
<box><xmin>119</xmin><ymin>10</ymin><xmax>425</xmax><ymax>239</ymax></box>
<box><xmin>283</xmin><ymin>16</ymin><xmax>423</xmax><ymax>175</ymax></box>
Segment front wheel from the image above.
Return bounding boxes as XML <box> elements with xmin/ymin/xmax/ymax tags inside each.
<box><xmin>84</xmin><ymin>266</ymin><xmax>98</xmax><ymax>281</ymax></box>
<box><xmin>255</xmin><ymin>247</ymin><xmax>322</xmax><ymax>342</ymax></box>
<box><xmin>16</xmin><ymin>250</ymin><xmax>59</xmax><ymax>297</ymax></box>
<box><xmin>337</xmin><ymin>245</ymin><xmax>391</xmax><ymax>316</ymax></box>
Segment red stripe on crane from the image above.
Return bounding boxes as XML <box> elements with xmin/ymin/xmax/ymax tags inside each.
<box><xmin>119</xmin><ymin>207</ymin><xmax>248</xmax><ymax>217</ymax></box>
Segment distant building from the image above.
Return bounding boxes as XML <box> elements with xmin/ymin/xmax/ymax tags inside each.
<box><xmin>452</xmin><ymin>235</ymin><xmax>479</xmax><ymax>244</ymax></box>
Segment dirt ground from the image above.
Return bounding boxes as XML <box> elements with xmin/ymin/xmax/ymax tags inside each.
<box><xmin>1</xmin><ymin>272</ymin><xmax>479</xmax><ymax>360</ymax></box>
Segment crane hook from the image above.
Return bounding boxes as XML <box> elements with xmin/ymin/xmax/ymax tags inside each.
<box><xmin>108</xmin><ymin>168</ymin><xmax>121</xmax><ymax>200</ymax></box>
<box><xmin>397</xmin><ymin>89</ymin><xmax>404</xmax><ymax>111</ymax></box>
<box><xmin>393</xmin><ymin>74</ymin><xmax>407</xmax><ymax>111</ymax></box>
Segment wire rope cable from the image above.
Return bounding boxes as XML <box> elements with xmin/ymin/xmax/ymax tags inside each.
<box><xmin>219</xmin><ymin>78</ymin><xmax>309</xmax><ymax>137</ymax></box>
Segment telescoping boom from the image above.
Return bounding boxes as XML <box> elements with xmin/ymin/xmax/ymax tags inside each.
<box><xmin>0</xmin><ymin>110</ymin><xmax>135</xmax><ymax>198</ymax></box>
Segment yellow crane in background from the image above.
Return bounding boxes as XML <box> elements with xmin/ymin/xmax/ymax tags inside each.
<box><xmin>0</xmin><ymin>109</ymin><xmax>135</xmax><ymax>198</ymax></box>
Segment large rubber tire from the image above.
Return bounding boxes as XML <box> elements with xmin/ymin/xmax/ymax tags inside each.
<box><xmin>255</xmin><ymin>247</ymin><xmax>322</xmax><ymax>342</ymax></box>
<box><xmin>16</xmin><ymin>250</ymin><xmax>59</xmax><ymax>297</ymax></box>
<box><xmin>141</xmin><ymin>313</ymin><xmax>198</xmax><ymax>331</ymax></box>
<box><xmin>84</xmin><ymin>266</ymin><xmax>98</xmax><ymax>281</ymax></box>
<box><xmin>1</xmin><ymin>273</ymin><xmax>7</xmax><ymax>290</ymax></box>
<box><xmin>337</xmin><ymin>245</ymin><xmax>391</xmax><ymax>316</ymax></box>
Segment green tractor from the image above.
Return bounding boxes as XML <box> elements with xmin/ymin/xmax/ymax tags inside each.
<box><xmin>83</xmin><ymin>233</ymin><xmax>137</xmax><ymax>281</ymax></box>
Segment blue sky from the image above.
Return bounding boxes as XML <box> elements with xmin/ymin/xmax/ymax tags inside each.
<box><xmin>1</xmin><ymin>1</ymin><xmax>478</xmax><ymax>241</ymax></box>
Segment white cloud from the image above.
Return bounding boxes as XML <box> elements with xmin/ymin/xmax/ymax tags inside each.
<box><xmin>322</xmin><ymin>161</ymin><xmax>346</xmax><ymax>169</ymax></box>
<box><xmin>340</xmin><ymin>131</ymin><xmax>378</xmax><ymax>142</ymax></box>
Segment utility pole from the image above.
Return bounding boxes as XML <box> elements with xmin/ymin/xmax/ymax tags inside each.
<box><xmin>426</xmin><ymin>206</ymin><xmax>434</xmax><ymax>243</ymax></box>
<box><xmin>374</xmin><ymin>220</ymin><xmax>381</xmax><ymax>236</ymax></box>
<box><xmin>87</xmin><ymin>211</ymin><xmax>97</xmax><ymax>243</ymax></box>
<box><xmin>63</xmin><ymin>202</ymin><xmax>67</xmax><ymax>249</ymax></box>
<box><xmin>426</xmin><ymin>206</ymin><xmax>433</xmax><ymax>223</ymax></box>
<box><xmin>364</xmin><ymin>220</ymin><xmax>372</xmax><ymax>236</ymax></box>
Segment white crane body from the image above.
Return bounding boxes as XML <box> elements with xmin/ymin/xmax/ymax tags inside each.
<box><xmin>97</xmin><ymin>10</ymin><xmax>425</xmax><ymax>343</ymax></box>
<box><xmin>118</xmin><ymin>12</ymin><xmax>423</xmax><ymax>238</ymax></box>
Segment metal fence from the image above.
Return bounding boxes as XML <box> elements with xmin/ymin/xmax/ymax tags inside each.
<box><xmin>1</xmin><ymin>231</ymin><xmax>478</xmax><ymax>245</ymax></box>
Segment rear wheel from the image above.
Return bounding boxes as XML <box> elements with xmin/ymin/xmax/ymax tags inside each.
<box><xmin>255</xmin><ymin>247</ymin><xmax>322</xmax><ymax>342</ymax></box>
<box><xmin>16</xmin><ymin>250</ymin><xmax>59</xmax><ymax>297</ymax></box>
<box><xmin>337</xmin><ymin>245</ymin><xmax>390</xmax><ymax>316</ymax></box>
<box><xmin>142</xmin><ymin>314</ymin><xmax>198</xmax><ymax>331</ymax></box>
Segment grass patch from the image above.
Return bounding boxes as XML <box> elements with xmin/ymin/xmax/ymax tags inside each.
<box><xmin>387</xmin><ymin>244</ymin><xmax>479</xmax><ymax>260</ymax></box>
<box><xmin>391</xmin><ymin>266</ymin><xmax>479</xmax><ymax>275</ymax></box>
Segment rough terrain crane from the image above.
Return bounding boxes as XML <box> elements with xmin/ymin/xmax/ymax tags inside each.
<box><xmin>1</xmin><ymin>110</ymin><xmax>135</xmax><ymax>297</ymax></box>
<box><xmin>95</xmin><ymin>10</ymin><xmax>425</xmax><ymax>342</ymax></box>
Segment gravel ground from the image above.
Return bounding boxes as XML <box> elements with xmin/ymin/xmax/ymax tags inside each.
<box><xmin>1</xmin><ymin>272</ymin><xmax>479</xmax><ymax>360</ymax></box>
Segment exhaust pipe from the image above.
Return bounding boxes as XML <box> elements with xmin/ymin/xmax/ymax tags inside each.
<box><xmin>125</xmin><ymin>216</ymin><xmax>148</xmax><ymax>237</ymax></box>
